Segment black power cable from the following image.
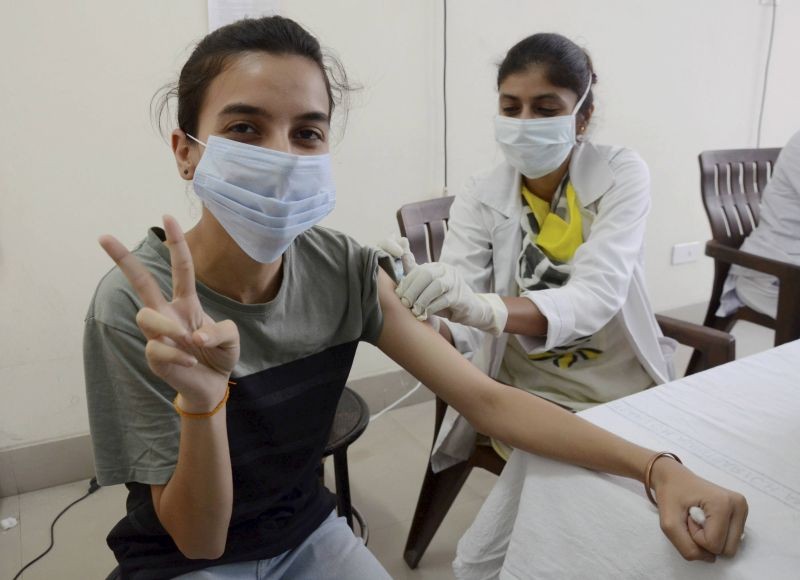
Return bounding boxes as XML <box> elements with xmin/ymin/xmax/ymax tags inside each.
<box><xmin>12</xmin><ymin>477</ymin><xmax>101</xmax><ymax>580</ymax></box>
<box><xmin>756</xmin><ymin>1</ymin><xmax>777</xmax><ymax>148</ymax></box>
<box><xmin>443</xmin><ymin>0</ymin><xmax>448</xmax><ymax>192</ymax></box>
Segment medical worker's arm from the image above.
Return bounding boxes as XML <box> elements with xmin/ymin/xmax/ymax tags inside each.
<box><xmin>377</xmin><ymin>269</ymin><xmax>747</xmax><ymax>561</ymax></box>
<box><xmin>397</xmin><ymin>150</ymin><xmax>654</xmax><ymax>348</ymax></box>
<box><xmin>99</xmin><ymin>216</ymin><xmax>238</xmax><ymax>560</ymax></box>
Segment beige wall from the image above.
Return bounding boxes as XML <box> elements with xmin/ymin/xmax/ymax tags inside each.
<box><xmin>1</xmin><ymin>0</ymin><xmax>797</xmax><ymax>449</ymax></box>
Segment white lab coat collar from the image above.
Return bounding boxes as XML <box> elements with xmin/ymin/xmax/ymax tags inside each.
<box><xmin>477</xmin><ymin>141</ymin><xmax>615</xmax><ymax>218</ymax></box>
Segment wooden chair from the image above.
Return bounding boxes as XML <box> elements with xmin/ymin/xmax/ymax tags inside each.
<box><xmin>696</xmin><ymin>148</ymin><xmax>800</xmax><ymax>347</ymax></box>
<box><xmin>397</xmin><ymin>196</ymin><xmax>736</xmax><ymax>569</ymax></box>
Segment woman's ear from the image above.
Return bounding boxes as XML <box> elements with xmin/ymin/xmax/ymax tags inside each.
<box><xmin>575</xmin><ymin>105</ymin><xmax>594</xmax><ymax>142</ymax></box>
<box><xmin>172</xmin><ymin>129</ymin><xmax>197</xmax><ymax>181</ymax></box>
<box><xmin>577</xmin><ymin>104</ymin><xmax>595</xmax><ymax>138</ymax></box>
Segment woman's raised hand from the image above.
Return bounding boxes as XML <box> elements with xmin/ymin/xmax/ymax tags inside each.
<box><xmin>99</xmin><ymin>215</ymin><xmax>240</xmax><ymax>412</ymax></box>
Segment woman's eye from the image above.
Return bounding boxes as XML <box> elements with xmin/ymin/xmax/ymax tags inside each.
<box><xmin>295</xmin><ymin>128</ymin><xmax>323</xmax><ymax>142</ymax></box>
<box><xmin>228</xmin><ymin>123</ymin><xmax>257</xmax><ymax>134</ymax></box>
<box><xmin>502</xmin><ymin>108</ymin><xmax>520</xmax><ymax>116</ymax></box>
<box><xmin>538</xmin><ymin>108</ymin><xmax>560</xmax><ymax>116</ymax></box>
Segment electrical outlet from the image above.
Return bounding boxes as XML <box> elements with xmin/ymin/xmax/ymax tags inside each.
<box><xmin>671</xmin><ymin>242</ymin><xmax>703</xmax><ymax>265</ymax></box>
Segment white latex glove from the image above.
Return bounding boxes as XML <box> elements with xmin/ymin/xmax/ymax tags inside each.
<box><xmin>395</xmin><ymin>262</ymin><xmax>508</xmax><ymax>336</ymax></box>
<box><xmin>376</xmin><ymin>234</ymin><xmax>417</xmax><ymax>278</ymax></box>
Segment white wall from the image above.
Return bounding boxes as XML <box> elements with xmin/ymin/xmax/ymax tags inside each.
<box><xmin>1</xmin><ymin>0</ymin><xmax>797</xmax><ymax>449</ymax></box>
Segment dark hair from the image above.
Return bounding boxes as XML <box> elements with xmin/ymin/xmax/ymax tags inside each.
<box><xmin>498</xmin><ymin>33</ymin><xmax>596</xmax><ymax>122</ymax></box>
<box><xmin>153</xmin><ymin>16</ymin><xmax>352</xmax><ymax>137</ymax></box>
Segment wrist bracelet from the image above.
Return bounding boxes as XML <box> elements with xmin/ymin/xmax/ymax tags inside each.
<box><xmin>644</xmin><ymin>452</ymin><xmax>682</xmax><ymax>506</ymax></box>
<box><xmin>174</xmin><ymin>382</ymin><xmax>233</xmax><ymax>419</ymax></box>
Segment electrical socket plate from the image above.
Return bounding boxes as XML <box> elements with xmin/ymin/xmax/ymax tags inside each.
<box><xmin>671</xmin><ymin>242</ymin><xmax>703</xmax><ymax>265</ymax></box>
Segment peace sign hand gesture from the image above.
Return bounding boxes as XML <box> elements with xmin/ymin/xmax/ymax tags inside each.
<box><xmin>99</xmin><ymin>216</ymin><xmax>240</xmax><ymax>412</ymax></box>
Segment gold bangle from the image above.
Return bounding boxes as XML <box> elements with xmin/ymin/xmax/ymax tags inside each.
<box><xmin>644</xmin><ymin>452</ymin><xmax>682</xmax><ymax>506</ymax></box>
<box><xmin>174</xmin><ymin>384</ymin><xmax>231</xmax><ymax>419</ymax></box>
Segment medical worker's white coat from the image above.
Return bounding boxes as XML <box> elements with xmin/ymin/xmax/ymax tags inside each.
<box><xmin>431</xmin><ymin>141</ymin><xmax>676</xmax><ymax>471</ymax></box>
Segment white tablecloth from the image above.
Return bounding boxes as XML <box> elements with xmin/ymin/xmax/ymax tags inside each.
<box><xmin>454</xmin><ymin>341</ymin><xmax>800</xmax><ymax>580</ymax></box>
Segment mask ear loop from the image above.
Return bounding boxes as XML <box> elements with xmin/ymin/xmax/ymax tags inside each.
<box><xmin>573</xmin><ymin>75</ymin><xmax>593</xmax><ymax>142</ymax></box>
<box><xmin>186</xmin><ymin>133</ymin><xmax>207</xmax><ymax>148</ymax></box>
<box><xmin>183</xmin><ymin>133</ymin><xmax>206</xmax><ymax>177</ymax></box>
<box><xmin>572</xmin><ymin>75</ymin><xmax>593</xmax><ymax>115</ymax></box>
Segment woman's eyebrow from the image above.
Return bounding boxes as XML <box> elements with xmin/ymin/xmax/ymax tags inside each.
<box><xmin>532</xmin><ymin>93</ymin><xmax>565</xmax><ymax>102</ymax></box>
<box><xmin>218</xmin><ymin>103</ymin><xmax>271</xmax><ymax>118</ymax></box>
<box><xmin>295</xmin><ymin>111</ymin><xmax>330</xmax><ymax>124</ymax></box>
<box><xmin>217</xmin><ymin>103</ymin><xmax>329</xmax><ymax>124</ymax></box>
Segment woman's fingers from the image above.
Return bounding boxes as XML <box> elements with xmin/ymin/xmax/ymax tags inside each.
<box><xmin>193</xmin><ymin>319</ymin><xmax>239</xmax><ymax>350</ymax></box>
<box><xmin>691</xmin><ymin>500</ymin><xmax>733</xmax><ymax>555</ymax></box>
<box><xmin>412</xmin><ymin>279</ymin><xmax>448</xmax><ymax>317</ymax></box>
<box><xmin>692</xmin><ymin>494</ymin><xmax>748</xmax><ymax>557</ymax></box>
<box><xmin>722</xmin><ymin>496</ymin><xmax>748</xmax><ymax>556</ymax></box>
<box><xmin>162</xmin><ymin>215</ymin><xmax>197</xmax><ymax>301</ymax></box>
<box><xmin>425</xmin><ymin>294</ymin><xmax>455</xmax><ymax>317</ymax></box>
<box><xmin>145</xmin><ymin>338</ymin><xmax>197</xmax><ymax>369</ymax></box>
<box><xmin>660</xmin><ymin>511</ymin><xmax>715</xmax><ymax>562</ymax></box>
<box><xmin>396</xmin><ymin>264</ymin><xmax>441</xmax><ymax>307</ymax></box>
<box><xmin>378</xmin><ymin>236</ymin><xmax>406</xmax><ymax>258</ymax></box>
<box><xmin>99</xmin><ymin>235</ymin><xmax>167</xmax><ymax>310</ymax></box>
<box><xmin>136</xmin><ymin>307</ymin><xmax>189</xmax><ymax>342</ymax></box>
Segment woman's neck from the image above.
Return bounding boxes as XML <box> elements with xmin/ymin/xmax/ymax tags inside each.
<box><xmin>184</xmin><ymin>211</ymin><xmax>284</xmax><ymax>305</ymax></box>
<box><xmin>522</xmin><ymin>153</ymin><xmax>572</xmax><ymax>203</ymax></box>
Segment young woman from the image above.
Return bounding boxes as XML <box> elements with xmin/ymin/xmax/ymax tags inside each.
<box><xmin>393</xmin><ymin>33</ymin><xmax>681</xmax><ymax>466</ymax></box>
<box><xmin>85</xmin><ymin>17</ymin><xmax>747</xmax><ymax>580</ymax></box>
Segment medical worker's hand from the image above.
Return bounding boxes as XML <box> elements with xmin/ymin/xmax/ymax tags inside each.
<box><xmin>376</xmin><ymin>234</ymin><xmax>418</xmax><ymax>277</ymax></box>
<box><xmin>99</xmin><ymin>215</ymin><xmax>240</xmax><ymax>413</ymax></box>
<box><xmin>395</xmin><ymin>261</ymin><xmax>508</xmax><ymax>336</ymax></box>
<box><xmin>651</xmin><ymin>457</ymin><xmax>748</xmax><ymax>561</ymax></box>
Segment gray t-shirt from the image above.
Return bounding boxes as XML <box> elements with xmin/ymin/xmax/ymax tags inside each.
<box><xmin>84</xmin><ymin>226</ymin><xmax>383</xmax><ymax>578</ymax></box>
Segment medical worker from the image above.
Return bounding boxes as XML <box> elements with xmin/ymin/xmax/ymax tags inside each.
<box><xmin>394</xmin><ymin>33</ymin><xmax>677</xmax><ymax>465</ymax></box>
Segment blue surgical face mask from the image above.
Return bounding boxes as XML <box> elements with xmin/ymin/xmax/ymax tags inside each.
<box><xmin>494</xmin><ymin>76</ymin><xmax>593</xmax><ymax>179</ymax></box>
<box><xmin>187</xmin><ymin>135</ymin><xmax>335</xmax><ymax>263</ymax></box>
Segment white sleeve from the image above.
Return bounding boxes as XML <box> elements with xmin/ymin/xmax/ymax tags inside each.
<box><xmin>518</xmin><ymin>149</ymin><xmax>651</xmax><ymax>353</ymax></box>
<box><xmin>759</xmin><ymin>130</ymin><xmax>800</xmax><ymax>253</ymax></box>
<box><xmin>438</xmin><ymin>179</ymin><xmax>496</xmax><ymax>360</ymax></box>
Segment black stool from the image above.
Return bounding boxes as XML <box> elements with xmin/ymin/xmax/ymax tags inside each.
<box><xmin>322</xmin><ymin>386</ymin><xmax>370</xmax><ymax>544</ymax></box>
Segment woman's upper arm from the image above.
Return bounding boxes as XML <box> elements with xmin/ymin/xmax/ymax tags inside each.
<box><xmin>151</xmin><ymin>484</ymin><xmax>166</xmax><ymax>515</ymax></box>
<box><xmin>375</xmin><ymin>269</ymin><xmax>497</xmax><ymax>431</ymax></box>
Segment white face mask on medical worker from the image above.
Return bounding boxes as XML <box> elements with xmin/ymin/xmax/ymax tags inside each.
<box><xmin>494</xmin><ymin>76</ymin><xmax>592</xmax><ymax>179</ymax></box>
<box><xmin>187</xmin><ymin>134</ymin><xmax>335</xmax><ymax>263</ymax></box>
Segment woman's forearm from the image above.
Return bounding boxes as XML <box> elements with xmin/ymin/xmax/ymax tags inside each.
<box><xmin>152</xmin><ymin>397</ymin><xmax>233</xmax><ymax>560</ymax></box>
<box><xmin>502</xmin><ymin>296</ymin><xmax>548</xmax><ymax>336</ymax></box>
<box><xmin>483</xmin><ymin>385</ymin><xmax>653</xmax><ymax>481</ymax></box>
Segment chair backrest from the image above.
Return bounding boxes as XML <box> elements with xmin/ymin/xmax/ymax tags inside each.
<box><xmin>699</xmin><ymin>148</ymin><xmax>781</xmax><ymax>248</ymax></box>
<box><xmin>396</xmin><ymin>196</ymin><xmax>455</xmax><ymax>265</ymax></box>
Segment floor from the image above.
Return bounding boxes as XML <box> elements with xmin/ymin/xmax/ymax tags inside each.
<box><xmin>0</xmin><ymin>318</ymin><xmax>774</xmax><ymax>580</ymax></box>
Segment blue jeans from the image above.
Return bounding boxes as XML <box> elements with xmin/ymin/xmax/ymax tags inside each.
<box><xmin>172</xmin><ymin>511</ymin><xmax>390</xmax><ymax>579</ymax></box>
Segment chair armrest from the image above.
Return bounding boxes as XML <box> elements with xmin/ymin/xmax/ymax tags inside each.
<box><xmin>655</xmin><ymin>314</ymin><xmax>735</xmax><ymax>373</ymax></box>
<box><xmin>706</xmin><ymin>240</ymin><xmax>800</xmax><ymax>282</ymax></box>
